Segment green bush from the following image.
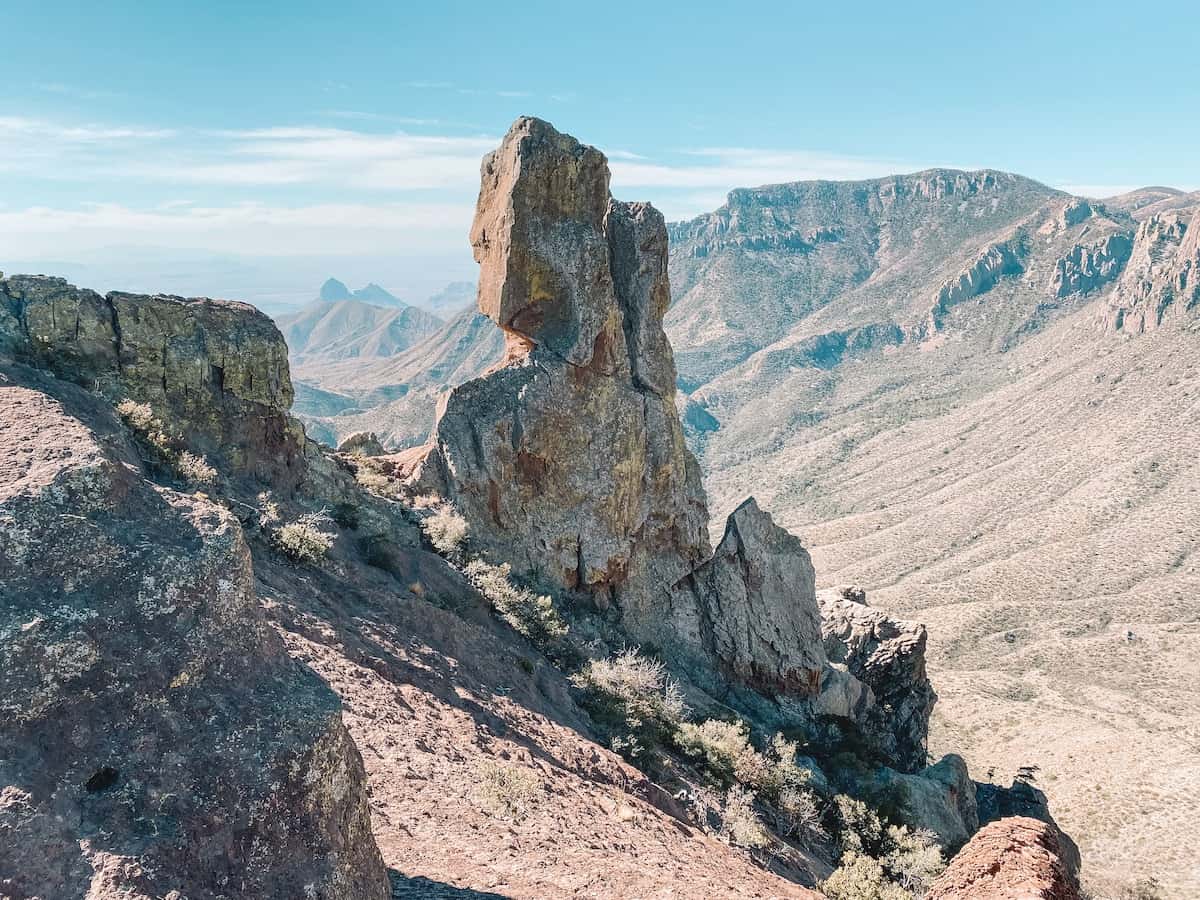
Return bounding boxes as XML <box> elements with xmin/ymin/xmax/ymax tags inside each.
<box><xmin>571</xmin><ymin>649</ymin><xmax>686</xmax><ymax>762</ymax></box>
<box><xmin>463</xmin><ymin>558</ymin><xmax>567</xmax><ymax>650</ymax></box>
<box><xmin>274</xmin><ymin>510</ymin><xmax>337</xmax><ymax>564</ymax></box>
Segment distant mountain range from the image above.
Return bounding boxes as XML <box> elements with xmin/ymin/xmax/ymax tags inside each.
<box><xmin>281</xmin><ymin>170</ymin><xmax>1200</xmax><ymax>896</ymax></box>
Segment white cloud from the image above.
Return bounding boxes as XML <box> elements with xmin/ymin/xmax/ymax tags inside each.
<box><xmin>0</xmin><ymin>201</ymin><xmax>473</xmax><ymax>257</ymax></box>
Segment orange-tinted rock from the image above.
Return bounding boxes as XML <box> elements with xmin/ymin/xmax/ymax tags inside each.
<box><xmin>926</xmin><ymin>816</ymin><xmax>1080</xmax><ymax>900</ymax></box>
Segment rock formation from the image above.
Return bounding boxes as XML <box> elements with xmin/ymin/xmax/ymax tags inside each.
<box><xmin>925</xmin><ymin>817</ymin><xmax>1081</xmax><ymax>900</ymax></box>
<box><xmin>1106</xmin><ymin>210</ymin><xmax>1199</xmax><ymax>332</ymax></box>
<box><xmin>409</xmin><ymin>116</ymin><xmax>711</xmax><ymax>615</ymax></box>
<box><xmin>407</xmin><ymin>117</ymin><xmax>938</xmax><ymax>773</ymax></box>
<box><xmin>0</xmin><ymin>275</ymin><xmax>303</xmax><ymax>486</ymax></box>
<box><xmin>0</xmin><ymin>367</ymin><xmax>388</xmax><ymax>899</ymax></box>
<box><xmin>1049</xmin><ymin>232</ymin><xmax>1133</xmax><ymax>298</ymax></box>
<box><xmin>924</xmin><ymin>238</ymin><xmax>1027</xmax><ymax>334</ymax></box>
<box><xmin>818</xmin><ymin>591</ymin><xmax>936</xmax><ymax>772</ymax></box>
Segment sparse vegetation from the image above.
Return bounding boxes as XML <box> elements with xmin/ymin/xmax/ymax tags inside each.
<box><xmin>571</xmin><ymin>649</ymin><xmax>686</xmax><ymax>762</ymax></box>
<box><xmin>472</xmin><ymin>760</ymin><xmax>540</xmax><ymax>823</ymax></box>
<box><xmin>116</xmin><ymin>398</ymin><xmax>219</xmax><ymax>488</ymax></box>
<box><xmin>176</xmin><ymin>450</ymin><xmax>217</xmax><ymax>487</ymax></box>
<box><xmin>420</xmin><ymin>501</ymin><xmax>469</xmax><ymax>557</ymax></box>
<box><xmin>721</xmin><ymin>786</ymin><xmax>769</xmax><ymax>850</ymax></box>
<box><xmin>463</xmin><ymin>558</ymin><xmax>567</xmax><ymax>650</ymax></box>
<box><xmin>274</xmin><ymin>510</ymin><xmax>337</xmax><ymax>563</ymax></box>
<box><xmin>821</xmin><ymin>795</ymin><xmax>945</xmax><ymax>899</ymax></box>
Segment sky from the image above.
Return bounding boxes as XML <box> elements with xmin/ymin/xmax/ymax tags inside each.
<box><xmin>1</xmin><ymin>0</ymin><xmax>1197</xmax><ymax>312</ymax></box>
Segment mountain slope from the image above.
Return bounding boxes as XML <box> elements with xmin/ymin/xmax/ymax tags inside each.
<box><xmin>276</xmin><ymin>297</ymin><xmax>443</xmax><ymax>365</ymax></box>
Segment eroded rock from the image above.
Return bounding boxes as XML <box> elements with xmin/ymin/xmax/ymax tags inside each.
<box><xmin>819</xmin><ymin>591</ymin><xmax>936</xmax><ymax>772</ymax></box>
<box><xmin>1106</xmin><ymin>210</ymin><xmax>1199</xmax><ymax>333</ymax></box>
<box><xmin>0</xmin><ymin>369</ymin><xmax>388</xmax><ymax>899</ymax></box>
<box><xmin>0</xmin><ymin>274</ymin><xmax>303</xmax><ymax>485</ymax></box>
<box><xmin>927</xmin><ymin>816</ymin><xmax>1080</xmax><ymax>900</ymax></box>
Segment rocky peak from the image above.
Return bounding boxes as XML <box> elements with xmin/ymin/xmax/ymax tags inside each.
<box><xmin>408</xmin><ymin>117</ymin><xmax>940</xmax><ymax>772</ymax></box>
<box><xmin>1105</xmin><ymin>210</ymin><xmax>1199</xmax><ymax>333</ymax></box>
<box><xmin>320</xmin><ymin>276</ymin><xmax>353</xmax><ymax>301</ymax></box>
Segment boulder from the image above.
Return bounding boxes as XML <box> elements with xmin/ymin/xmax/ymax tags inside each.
<box><xmin>0</xmin><ymin>368</ymin><xmax>388</xmax><ymax>899</ymax></box>
<box><xmin>867</xmin><ymin>754</ymin><xmax>979</xmax><ymax>850</ymax></box>
<box><xmin>926</xmin><ymin>816</ymin><xmax>1080</xmax><ymax>900</ymax></box>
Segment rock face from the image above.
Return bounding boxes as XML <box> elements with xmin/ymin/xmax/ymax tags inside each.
<box><xmin>409</xmin><ymin>117</ymin><xmax>938</xmax><ymax>773</ymax></box>
<box><xmin>0</xmin><ymin>275</ymin><xmax>302</xmax><ymax>486</ymax></box>
<box><xmin>925</xmin><ymin>239</ymin><xmax>1027</xmax><ymax>334</ymax></box>
<box><xmin>0</xmin><ymin>368</ymin><xmax>388</xmax><ymax>899</ymax></box>
<box><xmin>672</xmin><ymin>498</ymin><xmax>824</xmax><ymax>697</ymax></box>
<box><xmin>819</xmin><ymin>592</ymin><xmax>936</xmax><ymax>772</ymax></box>
<box><xmin>412</xmin><ymin>117</ymin><xmax>711</xmax><ymax>615</ymax></box>
<box><xmin>1050</xmin><ymin>232</ymin><xmax>1133</xmax><ymax>298</ymax></box>
<box><xmin>866</xmin><ymin>754</ymin><xmax>979</xmax><ymax>850</ymax></box>
<box><xmin>1106</xmin><ymin>210</ymin><xmax>1199</xmax><ymax>332</ymax></box>
<box><xmin>926</xmin><ymin>817</ymin><xmax>1080</xmax><ymax>900</ymax></box>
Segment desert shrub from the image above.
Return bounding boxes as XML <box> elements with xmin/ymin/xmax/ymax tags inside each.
<box><xmin>463</xmin><ymin>558</ymin><xmax>567</xmax><ymax>649</ymax></box>
<box><xmin>674</xmin><ymin>719</ymin><xmax>764</xmax><ymax>786</ymax></box>
<box><xmin>421</xmin><ymin>502</ymin><xmax>469</xmax><ymax>556</ymax></box>
<box><xmin>571</xmin><ymin>649</ymin><xmax>686</xmax><ymax>762</ymax></box>
<box><xmin>827</xmin><ymin>796</ymin><xmax>944</xmax><ymax>898</ymax></box>
<box><xmin>774</xmin><ymin>784</ymin><xmax>824</xmax><ymax>841</ymax></box>
<box><xmin>116</xmin><ymin>399</ymin><xmax>173</xmax><ymax>455</ymax></box>
<box><xmin>256</xmin><ymin>491</ymin><xmax>281</xmax><ymax>528</ymax></box>
<box><xmin>821</xmin><ymin>851</ymin><xmax>911</xmax><ymax>900</ymax></box>
<box><xmin>721</xmin><ymin>786</ymin><xmax>769</xmax><ymax>849</ymax></box>
<box><xmin>1117</xmin><ymin>879</ymin><xmax>1165</xmax><ymax>900</ymax></box>
<box><xmin>675</xmin><ymin>722</ymin><xmax>813</xmax><ymax>799</ymax></box>
<box><xmin>883</xmin><ymin>825</ymin><xmax>944</xmax><ymax>896</ymax></box>
<box><xmin>176</xmin><ymin>451</ymin><xmax>217</xmax><ymax>487</ymax></box>
<box><xmin>833</xmin><ymin>794</ymin><xmax>887</xmax><ymax>857</ymax></box>
<box><xmin>274</xmin><ymin>510</ymin><xmax>336</xmax><ymax>563</ymax></box>
<box><xmin>354</xmin><ymin>463</ymin><xmax>400</xmax><ymax>499</ymax></box>
<box><xmin>472</xmin><ymin>760</ymin><xmax>540</xmax><ymax>823</ymax></box>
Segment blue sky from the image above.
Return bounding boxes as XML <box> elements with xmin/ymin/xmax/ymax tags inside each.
<box><xmin>1</xmin><ymin>1</ymin><xmax>1197</xmax><ymax>311</ymax></box>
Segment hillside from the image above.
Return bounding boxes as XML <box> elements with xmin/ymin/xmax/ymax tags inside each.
<box><xmin>0</xmin><ymin>118</ymin><xmax>1080</xmax><ymax>900</ymax></box>
<box><xmin>664</xmin><ymin>182</ymin><xmax>1200</xmax><ymax>897</ymax></box>
<box><xmin>276</xmin><ymin>296</ymin><xmax>443</xmax><ymax>365</ymax></box>
<box><xmin>294</xmin><ymin>163</ymin><xmax>1200</xmax><ymax>895</ymax></box>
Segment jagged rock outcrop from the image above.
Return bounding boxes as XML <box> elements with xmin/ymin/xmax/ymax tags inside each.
<box><xmin>818</xmin><ymin>591</ymin><xmax>936</xmax><ymax>772</ymax></box>
<box><xmin>671</xmin><ymin>498</ymin><xmax>824</xmax><ymax>697</ymax></box>
<box><xmin>1049</xmin><ymin>231</ymin><xmax>1133</xmax><ymax>298</ymax></box>
<box><xmin>1106</xmin><ymin>210</ymin><xmax>1199</xmax><ymax>332</ymax></box>
<box><xmin>0</xmin><ymin>275</ymin><xmax>303</xmax><ymax>486</ymax></box>
<box><xmin>410</xmin><ymin>117</ymin><xmax>711</xmax><ymax>615</ymax></box>
<box><xmin>924</xmin><ymin>238</ymin><xmax>1027</xmax><ymax>334</ymax></box>
<box><xmin>407</xmin><ymin>117</ymin><xmax>939</xmax><ymax>774</ymax></box>
<box><xmin>926</xmin><ymin>817</ymin><xmax>1080</xmax><ymax>900</ymax></box>
<box><xmin>0</xmin><ymin>367</ymin><xmax>388</xmax><ymax>899</ymax></box>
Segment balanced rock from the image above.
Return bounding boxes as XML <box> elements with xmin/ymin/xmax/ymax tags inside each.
<box><xmin>411</xmin><ymin>117</ymin><xmax>710</xmax><ymax>615</ymax></box>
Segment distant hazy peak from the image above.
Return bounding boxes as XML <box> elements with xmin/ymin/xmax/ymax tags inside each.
<box><xmin>352</xmin><ymin>282</ymin><xmax>404</xmax><ymax>306</ymax></box>
<box><xmin>319</xmin><ymin>277</ymin><xmax>352</xmax><ymax>301</ymax></box>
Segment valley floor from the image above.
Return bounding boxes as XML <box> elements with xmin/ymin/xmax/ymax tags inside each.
<box><xmin>697</xmin><ymin>316</ymin><xmax>1200</xmax><ymax>898</ymax></box>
